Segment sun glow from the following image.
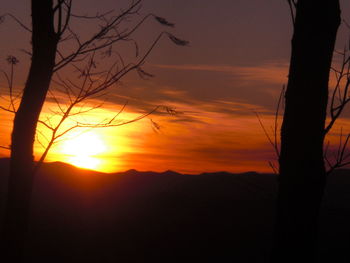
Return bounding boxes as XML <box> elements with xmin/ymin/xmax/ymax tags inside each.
<box><xmin>61</xmin><ymin>132</ymin><xmax>107</xmax><ymax>170</ymax></box>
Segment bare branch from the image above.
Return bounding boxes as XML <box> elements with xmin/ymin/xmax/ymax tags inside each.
<box><xmin>324</xmin><ymin>38</ymin><xmax>350</xmax><ymax>174</ymax></box>
<box><xmin>286</xmin><ymin>0</ymin><xmax>296</xmax><ymax>27</ymax></box>
<box><xmin>273</xmin><ymin>85</ymin><xmax>285</xmax><ymax>158</ymax></box>
<box><xmin>1</xmin><ymin>13</ymin><xmax>32</xmax><ymax>32</ymax></box>
<box><xmin>26</xmin><ymin>0</ymin><xmax>188</xmax><ymax>171</ymax></box>
<box><xmin>255</xmin><ymin>111</ymin><xmax>276</xmax><ymax>154</ymax></box>
<box><xmin>0</xmin><ymin>145</ymin><xmax>10</xmax><ymax>150</ymax></box>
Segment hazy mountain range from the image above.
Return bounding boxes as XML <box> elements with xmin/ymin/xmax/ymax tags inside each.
<box><xmin>1</xmin><ymin>158</ymin><xmax>350</xmax><ymax>262</ymax></box>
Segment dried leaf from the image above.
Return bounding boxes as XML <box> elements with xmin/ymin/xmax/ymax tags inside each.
<box><xmin>167</xmin><ymin>34</ymin><xmax>189</xmax><ymax>46</ymax></box>
<box><xmin>150</xmin><ymin>119</ymin><xmax>161</xmax><ymax>132</ymax></box>
<box><xmin>137</xmin><ymin>67</ymin><xmax>154</xmax><ymax>79</ymax></box>
<box><xmin>154</xmin><ymin>16</ymin><xmax>174</xmax><ymax>27</ymax></box>
<box><xmin>163</xmin><ymin>106</ymin><xmax>177</xmax><ymax>115</ymax></box>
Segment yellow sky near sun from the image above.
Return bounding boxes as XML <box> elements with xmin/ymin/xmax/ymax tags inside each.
<box><xmin>0</xmin><ymin>94</ymin><xmax>279</xmax><ymax>173</ymax></box>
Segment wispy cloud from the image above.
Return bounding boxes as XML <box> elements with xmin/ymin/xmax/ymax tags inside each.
<box><xmin>153</xmin><ymin>62</ymin><xmax>289</xmax><ymax>85</ymax></box>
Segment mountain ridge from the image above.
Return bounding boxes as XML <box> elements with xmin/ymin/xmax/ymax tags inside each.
<box><xmin>0</xmin><ymin>157</ymin><xmax>274</xmax><ymax>176</ymax></box>
<box><xmin>0</xmin><ymin>158</ymin><xmax>350</xmax><ymax>262</ymax></box>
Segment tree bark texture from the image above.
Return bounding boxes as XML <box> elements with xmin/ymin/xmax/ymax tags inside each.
<box><xmin>273</xmin><ymin>1</ymin><xmax>340</xmax><ymax>262</ymax></box>
<box><xmin>2</xmin><ymin>1</ymin><xmax>59</xmax><ymax>261</ymax></box>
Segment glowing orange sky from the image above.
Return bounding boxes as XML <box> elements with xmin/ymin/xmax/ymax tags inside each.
<box><xmin>1</xmin><ymin>1</ymin><xmax>350</xmax><ymax>173</ymax></box>
<box><xmin>0</xmin><ymin>92</ymin><xmax>282</xmax><ymax>173</ymax></box>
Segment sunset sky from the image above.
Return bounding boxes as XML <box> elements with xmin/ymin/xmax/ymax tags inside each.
<box><xmin>1</xmin><ymin>0</ymin><xmax>350</xmax><ymax>174</ymax></box>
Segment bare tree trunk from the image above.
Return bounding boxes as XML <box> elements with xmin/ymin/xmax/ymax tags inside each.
<box><xmin>272</xmin><ymin>1</ymin><xmax>340</xmax><ymax>262</ymax></box>
<box><xmin>1</xmin><ymin>1</ymin><xmax>58</xmax><ymax>261</ymax></box>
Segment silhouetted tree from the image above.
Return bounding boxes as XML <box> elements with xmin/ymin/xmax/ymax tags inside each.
<box><xmin>2</xmin><ymin>2</ymin><xmax>59</xmax><ymax>261</ymax></box>
<box><xmin>272</xmin><ymin>1</ymin><xmax>341</xmax><ymax>262</ymax></box>
<box><xmin>1</xmin><ymin>0</ymin><xmax>186</xmax><ymax>261</ymax></box>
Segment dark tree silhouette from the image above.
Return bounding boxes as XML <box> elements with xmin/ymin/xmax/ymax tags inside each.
<box><xmin>2</xmin><ymin>2</ymin><xmax>59</xmax><ymax>261</ymax></box>
<box><xmin>1</xmin><ymin>0</ymin><xmax>186</xmax><ymax>261</ymax></box>
<box><xmin>272</xmin><ymin>1</ymin><xmax>341</xmax><ymax>262</ymax></box>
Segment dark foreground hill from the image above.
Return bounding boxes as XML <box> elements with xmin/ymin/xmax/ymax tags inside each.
<box><xmin>1</xmin><ymin>159</ymin><xmax>350</xmax><ymax>262</ymax></box>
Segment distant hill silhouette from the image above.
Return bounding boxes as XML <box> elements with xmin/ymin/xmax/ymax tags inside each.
<box><xmin>0</xmin><ymin>158</ymin><xmax>350</xmax><ymax>262</ymax></box>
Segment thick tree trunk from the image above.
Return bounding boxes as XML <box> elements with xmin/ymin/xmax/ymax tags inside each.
<box><xmin>1</xmin><ymin>1</ymin><xmax>58</xmax><ymax>261</ymax></box>
<box><xmin>272</xmin><ymin>1</ymin><xmax>340</xmax><ymax>262</ymax></box>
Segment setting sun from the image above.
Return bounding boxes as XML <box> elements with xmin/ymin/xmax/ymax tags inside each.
<box><xmin>61</xmin><ymin>132</ymin><xmax>107</xmax><ymax>170</ymax></box>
